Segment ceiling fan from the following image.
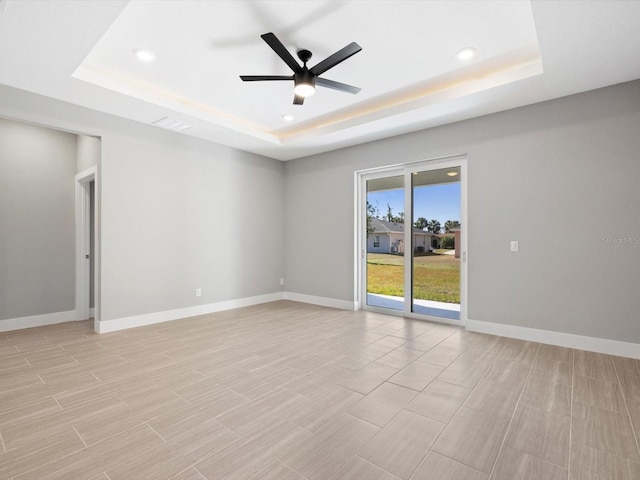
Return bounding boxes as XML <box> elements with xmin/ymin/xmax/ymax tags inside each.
<box><xmin>240</xmin><ymin>32</ymin><xmax>362</xmax><ymax>105</ymax></box>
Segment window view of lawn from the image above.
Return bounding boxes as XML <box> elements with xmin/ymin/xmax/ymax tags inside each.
<box><xmin>367</xmin><ymin>252</ymin><xmax>460</xmax><ymax>304</ymax></box>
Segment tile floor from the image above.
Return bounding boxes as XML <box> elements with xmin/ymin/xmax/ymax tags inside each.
<box><xmin>0</xmin><ymin>301</ymin><xmax>639</xmax><ymax>479</ymax></box>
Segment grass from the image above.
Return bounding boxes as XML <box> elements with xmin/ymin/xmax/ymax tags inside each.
<box><xmin>367</xmin><ymin>252</ymin><xmax>460</xmax><ymax>303</ymax></box>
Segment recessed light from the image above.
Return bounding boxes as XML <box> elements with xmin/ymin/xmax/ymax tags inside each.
<box><xmin>447</xmin><ymin>171</ymin><xmax>458</xmax><ymax>177</ymax></box>
<box><xmin>456</xmin><ymin>47</ymin><xmax>476</xmax><ymax>61</ymax></box>
<box><xmin>133</xmin><ymin>48</ymin><xmax>156</xmax><ymax>62</ymax></box>
<box><xmin>282</xmin><ymin>114</ymin><xmax>294</xmax><ymax>122</ymax></box>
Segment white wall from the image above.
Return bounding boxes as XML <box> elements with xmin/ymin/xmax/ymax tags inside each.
<box><xmin>76</xmin><ymin>134</ymin><xmax>101</xmax><ymax>173</ymax></box>
<box><xmin>0</xmin><ymin>118</ymin><xmax>76</xmax><ymax>321</ymax></box>
<box><xmin>0</xmin><ymin>84</ymin><xmax>284</xmax><ymax>326</ymax></box>
<box><xmin>284</xmin><ymin>80</ymin><xmax>640</xmax><ymax>344</ymax></box>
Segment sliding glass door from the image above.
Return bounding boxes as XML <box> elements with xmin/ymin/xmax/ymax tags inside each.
<box><xmin>411</xmin><ymin>167</ymin><xmax>461</xmax><ymax>320</ymax></box>
<box><xmin>360</xmin><ymin>158</ymin><xmax>466</xmax><ymax>323</ymax></box>
<box><xmin>365</xmin><ymin>175</ymin><xmax>405</xmax><ymax>311</ymax></box>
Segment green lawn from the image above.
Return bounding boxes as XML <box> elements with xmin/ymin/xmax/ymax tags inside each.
<box><xmin>367</xmin><ymin>252</ymin><xmax>460</xmax><ymax>303</ymax></box>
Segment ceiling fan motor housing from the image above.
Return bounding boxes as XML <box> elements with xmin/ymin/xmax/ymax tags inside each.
<box><xmin>295</xmin><ymin>69</ymin><xmax>316</xmax><ymax>88</ymax></box>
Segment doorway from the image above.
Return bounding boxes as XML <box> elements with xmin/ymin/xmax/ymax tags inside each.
<box><xmin>357</xmin><ymin>156</ymin><xmax>467</xmax><ymax>324</ymax></box>
<box><xmin>75</xmin><ymin>166</ymin><xmax>99</xmax><ymax>326</ymax></box>
<box><xmin>89</xmin><ymin>180</ymin><xmax>95</xmax><ymax>318</ymax></box>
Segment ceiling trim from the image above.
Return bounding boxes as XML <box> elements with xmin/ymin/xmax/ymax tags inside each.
<box><xmin>74</xmin><ymin>48</ymin><xmax>541</xmax><ymax>146</ymax></box>
<box><xmin>277</xmin><ymin>49</ymin><xmax>543</xmax><ymax>143</ymax></box>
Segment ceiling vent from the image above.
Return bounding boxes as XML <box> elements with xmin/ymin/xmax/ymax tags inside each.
<box><xmin>152</xmin><ymin>116</ymin><xmax>192</xmax><ymax>132</ymax></box>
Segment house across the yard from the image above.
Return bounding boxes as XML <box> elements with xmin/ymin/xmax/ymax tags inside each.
<box><xmin>367</xmin><ymin>218</ymin><xmax>435</xmax><ymax>254</ymax></box>
<box><xmin>434</xmin><ymin>228</ymin><xmax>461</xmax><ymax>258</ymax></box>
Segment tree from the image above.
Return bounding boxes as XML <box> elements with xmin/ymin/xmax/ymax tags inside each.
<box><xmin>366</xmin><ymin>202</ymin><xmax>376</xmax><ymax>236</ymax></box>
<box><xmin>386</xmin><ymin>203</ymin><xmax>393</xmax><ymax>222</ymax></box>
<box><xmin>441</xmin><ymin>235</ymin><xmax>455</xmax><ymax>249</ymax></box>
<box><xmin>391</xmin><ymin>211</ymin><xmax>404</xmax><ymax>224</ymax></box>
<box><xmin>444</xmin><ymin>220</ymin><xmax>460</xmax><ymax>233</ymax></box>
<box><xmin>427</xmin><ymin>219</ymin><xmax>441</xmax><ymax>233</ymax></box>
<box><xmin>383</xmin><ymin>204</ymin><xmax>405</xmax><ymax>224</ymax></box>
<box><xmin>414</xmin><ymin>217</ymin><xmax>428</xmax><ymax>230</ymax></box>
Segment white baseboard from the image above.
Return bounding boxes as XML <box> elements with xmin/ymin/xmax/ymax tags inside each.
<box><xmin>0</xmin><ymin>310</ymin><xmax>76</xmax><ymax>333</ymax></box>
<box><xmin>282</xmin><ymin>292</ymin><xmax>357</xmax><ymax>311</ymax></box>
<box><xmin>466</xmin><ymin>318</ymin><xmax>640</xmax><ymax>359</ymax></box>
<box><xmin>96</xmin><ymin>291</ymin><xmax>356</xmax><ymax>333</ymax></box>
<box><xmin>3</xmin><ymin>301</ymin><xmax>638</xmax><ymax>360</ymax></box>
<box><xmin>95</xmin><ymin>292</ymin><xmax>284</xmax><ymax>333</ymax></box>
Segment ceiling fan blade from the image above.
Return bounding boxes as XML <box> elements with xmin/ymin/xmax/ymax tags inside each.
<box><xmin>261</xmin><ymin>32</ymin><xmax>301</xmax><ymax>73</ymax></box>
<box><xmin>316</xmin><ymin>77</ymin><xmax>361</xmax><ymax>94</ymax></box>
<box><xmin>293</xmin><ymin>94</ymin><xmax>305</xmax><ymax>105</ymax></box>
<box><xmin>240</xmin><ymin>75</ymin><xmax>292</xmax><ymax>82</ymax></box>
<box><xmin>310</xmin><ymin>42</ymin><xmax>362</xmax><ymax>76</ymax></box>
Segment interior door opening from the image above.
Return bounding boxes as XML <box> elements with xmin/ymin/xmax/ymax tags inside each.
<box><xmin>75</xmin><ymin>166</ymin><xmax>98</xmax><ymax>325</ymax></box>
<box><xmin>89</xmin><ymin>180</ymin><xmax>95</xmax><ymax>318</ymax></box>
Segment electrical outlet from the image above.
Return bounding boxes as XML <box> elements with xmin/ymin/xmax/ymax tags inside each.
<box><xmin>510</xmin><ymin>241</ymin><xmax>519</xmax><ymax>252</ymax></box>
<box><xmin>195</xmin><ymin>288</ymin><xmax>202</xmax><ymax>297</ymax></box>
<box><xmin>280</xmin><ymin>278</ymin><xmax>285</xmax><ymax>286</ymax></box>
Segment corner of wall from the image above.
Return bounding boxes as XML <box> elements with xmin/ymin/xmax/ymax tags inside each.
<box><xmin>282</xmin><ymin>292</ymin><xmax>357</xmax><ymax>311</ymax></box>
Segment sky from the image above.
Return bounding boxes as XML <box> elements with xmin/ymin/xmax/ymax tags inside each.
<box><xmin>367</xmin><ymin>183</ymin><xmax>460</xmax><ymax>229</ymax></box>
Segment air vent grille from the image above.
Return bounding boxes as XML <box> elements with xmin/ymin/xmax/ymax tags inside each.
<box><xmin>152</xmin><ymin>116</ymin><xmax>192</xmax><ymax>132</ymax></box>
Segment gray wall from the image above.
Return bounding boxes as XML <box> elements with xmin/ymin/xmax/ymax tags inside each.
<box><xmin>0</xmin><ymin>85</ymin><xmax>284</xmax><ymax>324</ymax></box>
<box><xmin>0</xmin><ymin>118</ymin><xmax>76</xmax><ymax>320</ymax></box>
<box><xmin>2</xmin><ymin>80</ymin><xmax>638</xmax><ymax>342</ymax></box>
<box><xmin>99</xmin><ymin>127</ymin><xmax>284</xmax><ymax>320</ymax></box>
<box><xmin>284</xmin><ymin>80</ymin><xmax>640</xmax><ymax>343</ymax></box>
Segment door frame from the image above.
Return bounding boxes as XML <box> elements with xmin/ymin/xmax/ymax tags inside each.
<box><xmin>75</xmin><ymin>166</ymin><xmax>100</xmax><ymax>328</ymax></box>
<box><xmin>355</xmin><ymin>155</ymin><xmax>468</xmax><ymax>326</ymax></box>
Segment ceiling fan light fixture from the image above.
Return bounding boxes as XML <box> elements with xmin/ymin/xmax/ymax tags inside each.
<box><xmin>294</xmin><ymin>69</ymin><xmax>316</xmax><ymax>98</ymax></box>
<box><xmin>294</xmin><ymin>82</ymin><xmax>315</xmax><ymax>97</ymax></box>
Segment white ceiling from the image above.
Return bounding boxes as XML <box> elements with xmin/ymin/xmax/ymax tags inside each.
<box><xmin>1</xmin><ymin>0</ymin><xmax>639</xmax><ymax>161</ymax></box>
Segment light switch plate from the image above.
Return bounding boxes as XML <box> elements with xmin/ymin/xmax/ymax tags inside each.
<box><xmin>510</xmin><ymin>241</ymin><xmax>519</xmax><ymax>252</ymax></box>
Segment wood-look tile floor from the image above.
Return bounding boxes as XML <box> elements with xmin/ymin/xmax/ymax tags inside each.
<box><xmin>1</xmin><ymin>300</ymin><xmax>639</xmax><ymax>480</ymax></box>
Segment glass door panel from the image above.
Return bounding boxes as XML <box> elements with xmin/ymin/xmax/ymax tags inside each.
<box><xmin>411</xmin><ymin>167</ymin><xmax>461</xmax><ymax>319</ymax></box>
<box><xmin>365</xmin><ymin>175</ymin><xmax>405</xmax><ymax>311</ymax></box>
